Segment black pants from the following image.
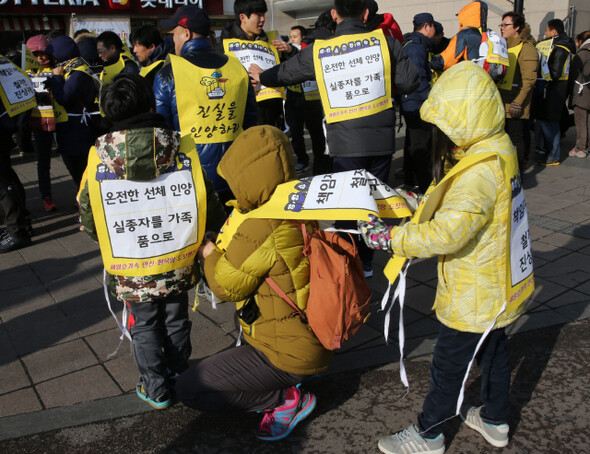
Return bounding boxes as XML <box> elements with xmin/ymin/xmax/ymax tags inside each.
<box><xmin>305</xmin><ymin>100</ymin><xmax>331</xmax><ymax>175</ymax></box>
<box><xmin>33</xmin><ymin>130</ymin><xmax>54</xmax><ymax>198</ymax></box>
<box><xmin>505</xmin><ymin>117</ymin><xmax>531</xmax><ymax>170</ymax></box>
<box><xmin>0</xmin><ymin>130</ymin><xmax>29</xmax><ymax>236</ymax></box>
<box><xmin>257</xmin><ymin>98</ymin><xmax>284</xmax><ymax>131</ymax></box>
<box><xmin>403</xmin><ymin>112</ymin><xmax>433</xmax><ymax>193</ymax></box>
<box><xmin>61</xmin><ymin>154</ymin><xmax>88</xmax><ymax>190</ymax></box>
<box><xmin>285</xmin><ymin>96</ymin><xmax>309</xmax><ymax>167</ymax></box>
<box><xmin>127</xmin><ymin>292</ymin><xmax>192</xmax><ymax>399</ymax></box>
<box><xmin>418</xmin><ymin>325</ymin><xmax>511</xmax><ymax>438</ymax></box>
<box><xmin>333</xmin><ymin>155</ymin><xmax>392</xmax><ymax>268</ymax></box>
<box><xmin>177</xmin><ymin>344</ymin><xmax>306</xmax><ymax>413</ymax></box>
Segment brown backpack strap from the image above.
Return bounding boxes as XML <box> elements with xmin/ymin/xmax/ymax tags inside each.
<box><xmin>265</xmin><ymin>277</ymin><xmax>307</xmax><ymax>322</ymax></box>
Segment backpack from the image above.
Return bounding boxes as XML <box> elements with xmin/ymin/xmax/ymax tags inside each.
<box><xmin>266</xmin><ymin>222</ymin><xmax>372</xmax><ymax>350</ymax></box>
<box><xmin>475</xmin><ymin>28</ymin><xmax>509</xmax><ymax>83</ymax></box>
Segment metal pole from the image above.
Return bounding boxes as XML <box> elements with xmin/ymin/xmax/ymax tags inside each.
<box><xmin>514</xmin><ymin>0</ymin><xmax>524</xmax><ymax>14</ymax></box>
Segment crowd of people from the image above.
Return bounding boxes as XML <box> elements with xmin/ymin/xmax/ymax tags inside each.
<box><xmin>1</xmin><ymin>0</ymin><xmax>589</xmax><ymax>452</ymax></box>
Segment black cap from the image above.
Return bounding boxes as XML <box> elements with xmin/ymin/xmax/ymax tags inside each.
<box><xmin>413</xmin><ymin>12</ymin><xmax>435</xmax><ymax>25</ymax></box>
<box><xmin>160</xmin><ymin>5</ymin><xmax>210</xmax><ymax>35</ymax></box>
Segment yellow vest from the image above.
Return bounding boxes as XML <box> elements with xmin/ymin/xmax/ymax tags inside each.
<box><xmin>170</xmin><ymin>54</ymin><xmax>248</xmax><ymax>144</ymax></box>
<box><xmin>53</xmin><ymin>58</ymin><xmax>100</xmax><ymax>124</ymax></box>
<box><xmin>498</xmin><ymin>42</ymin><xmax>523</xmax><ymax>90</ymax></box>
<box><xmin>313</xmin><ymin>30</ymin><xmax>392</xmax><ymax>124</ymax></box>
<box><xmin>385</xmin><ymin>151</ymin><xmax>534</xmax><ymax>326</ymax></box>
<box><xmin>223</xmin><ymin>39</ymin><xmax>286</xmax><ymax>102</ymax></box>
<box><xmin>0</xmin><ymin>54</ymin><xmax>37</xmax><ymax>117</ymax></box>
<box><xmin>140</xmin><ymin>60</ymin><xmax>164</xmax><ymax>79</ymax></box>
<box><xmin>87</xmin><ymin>135</ymin><xmax>207</xmax><ymax>277</ymax></box>
<box><xmin>536</xmin><ymin>38</ymin><xmax>571</xmax><ymax>81</ymax></box>
<box><xmin>100</xmin><ymin>54</ymin><xmax>138</xmax><ymax>86</ymax></box>
<box><xmin>28</xmin><ymin>67</ymin><xmax>55</xmax><ymax>121</ymax></box>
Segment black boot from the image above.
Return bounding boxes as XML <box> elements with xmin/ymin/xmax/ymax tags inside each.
<box><xmin>0</xmin><ymin>232</ymin><xmax>31</xmax><ymax>253</ymax></box>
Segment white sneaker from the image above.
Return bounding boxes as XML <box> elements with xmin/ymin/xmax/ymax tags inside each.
<box><xmin>378</xmin><ymin>424</ymin><xmax>445</xmax><ymax>454</ymax></box>
<box><xmin>461</xmin><ymin>405</ymin><xmax>509</xmax><ymax>448</ymax></box>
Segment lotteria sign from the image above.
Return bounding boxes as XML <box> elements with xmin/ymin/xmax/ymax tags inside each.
<box><xmin>0</xmin><ymin>0</ymin><xmax>221</xmax><ymax>15</ymax></box>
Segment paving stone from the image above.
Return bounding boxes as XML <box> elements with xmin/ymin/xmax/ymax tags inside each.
<box><xmin>5</xmin><ymin>313</ymin><xmax>79</xmax><ymax>356</ymax></box>
<box><xmin>36</xmin><ymin>366</ymin><xmax>121</xmax><ymax>409</ymax></box>
<box><xmin>531</xmin><ymin>242</ymin><xmax>570</xmax><ymax>262</ymax></box>
<box><xmin>103</xmin><ymin>354</ymin><xmax>137</xmax><ymax>393</ymax></box>
<box><xmin>530</xmin><ymin>278</ymin><xmax>569</xmax><ymax>304</ymax></box>
<box><xmin>545</xmin><ymin>205</ymin><xmax>590</xmax><ymax>225</ymax></box>
<box><xmin>537</xmin><ymin>232</ymin><xmax>590</xmax><ymax>252</ymax></box>
<box><xmin>0</xmin><ymin>251</ymin><xmax>26</xmax><ymax>272</ymax></box>
<box><xmin>550</xmin><ymin>252</ymin><xmax>590</xmax><ymax>272</ymax></box>
<box><xmin>542</xmin><ymin>290</ymin><xmax>590</xmax><ymax>310</ymax></box>
<box><xmin>191</xmin><ymin>310</ymin><xmax>239</xmax><ymax>359</ymax></box>
<box><xmin>407</xmin><ymin>257</ymin><xmax>438</xmax><ymax>284</ymax></box>
<box><xmin>556</xmin><ymin>300</ymin><xmax>590</xmax><ymax>322</ymax></box>
<box><xmin>528</xmin><ymin>225</ymin><xmax>553</xmax><ymax>241</ymax></box>
<box><xmin>86</xmin><ymin>328</ymin><xmax>130</xmax><ymax>363</ymax></box>
<box><xmin>404</xmin><ymin>284</ymin><xmax>437</xmax><ymax>315</ymax></box>
<box><xmin>0</xmin><ymin>324</ymin><xmax>18</xmax><ymax>364</ymax></box>
<box><xmin>0</xmin><ymin>266</ymin><xmax>40</xmax><ymax>292</ymax></box>
<box><xmin>0</xmin><ymin>388</ymin><xmax>42</xmax><ymax>418</ymax></box>
<box><xmin>0</xmin><ymin>359</ymin><xmax>31</xmax><ymax>395</ymax></box>
<box><xmin>505</xmin><ymin>310</ymin><xmax>571</xmax><ymax>336</ymax></box>
<box><xmin>0</xmin><ymin>286</ymin><xmax>57</xmax><ymax>324</ymax></box>
<box><xmin>22</xmin><ymin>339</ymin><xmax>98</xmax><ymax>384</ymax></box>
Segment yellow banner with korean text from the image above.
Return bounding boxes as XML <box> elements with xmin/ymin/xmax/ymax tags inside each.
<box><xmin>171</xmin><ymin>54</ymin><xmax>248</xmax><ymax>144</ymax></box>
<box><xmin>87</xmin><ymin>136</ymin><xmax>207</xmax><ymax>277</ymax></box>
<box><xmin>313</xmin><ymin>30</ymin><xmax>392</xmax><ymax>124</ymax></box>
<box><xmin>223</xmin><ymin>38</ymin><xmax>285</xmax><ymax>102</ymax></box>
<box><xmin>0</xmin><ymin>55</ymin><xmax>37</xmax><ymax>117</ymax></box>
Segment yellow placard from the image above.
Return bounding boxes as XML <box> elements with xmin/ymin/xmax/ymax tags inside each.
<box><xmin>22</xmin><ymin>44</ymin><xmax>42</xmax><ymax>72</ymax></box>
<box><xmin>171</xmin><ymin>54</ymin><xmax>248</xmax><ymax>144</ymax></box>
<box><xmin>223</xmin><ymin>38</ymin><xmax>286</xmax><ymax>102</ymax></box>
<box><xmin>314</xmin><ymin>30</ymin><xmax>392</xmax><ymax>124</ymax></box>
<box><xmin>87</xmin><ymin>135</ymin><xmax>207</xmax><ymax>277</ymax></box>
<box><xmin>0</xmin><ymin>55</ymin><xmax>37</xmax><ymax>117</ymax></box>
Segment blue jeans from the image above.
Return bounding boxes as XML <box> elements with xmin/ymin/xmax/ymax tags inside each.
<box><xmin>418</xmin><ymin>324</ymin><xmax>511</xmax><ymax>438</ymax></box>
<box><xmin>534</xmin><ymin>120</ymin><xmax>560</xmax><ymax>162</ymax></box>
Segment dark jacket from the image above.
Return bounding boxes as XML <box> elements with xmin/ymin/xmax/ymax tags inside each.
<box><xmin>79</xmin><ymin>112</ymin><xmax>226</xmax><ymax>303</ymax></box>
<box><xmin>533</xmin><ymin>33</ymin><xmax>576</xmax><ymax>122</ymax></box>
<box><xmin>141</xmin><ymin>36</ymin><xmax>173</xmax><ymax>86</ymax></box>
<box><xmin>260</xmin><ymin>18</ymin><xmax>419</xmax><ymax>158</ymax></box>
<box><xmin>569</xmin><ymin>39</ymin><xmax>590</xmax><ymax>110</ymax></box>
<box><xmin>401</xmin><ymin>31</ymin><xmax>433</xmax><ymax>114</ymax></box>
<box><xmin>45</xmin><ymin>36</ymin><xmax>100</xmax><ymax>156</ymax></box>
<box><xmin>153</xmin><ymin>38</ymin><xmax>257</xmax><ymax>194</ymax></box>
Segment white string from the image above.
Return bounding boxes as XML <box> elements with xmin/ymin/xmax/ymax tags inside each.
<box><xmin>396</xmin><ymin>260</ymin><xmax>412</xmax><ymax>389</ymax></box>
<box><xmin>103</xmin><ymin>268</ymin><xmax>131</xmax><ymax>342</ymax></box>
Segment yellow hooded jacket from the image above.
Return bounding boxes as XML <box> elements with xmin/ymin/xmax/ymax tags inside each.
<box><xmin>389</xmin><ymin>61</ymin><xmax>529</xmax><ymax>333</ymax></box>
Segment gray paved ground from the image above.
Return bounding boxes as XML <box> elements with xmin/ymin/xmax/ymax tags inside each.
<box><xmin>1</xmin><ymin>127</ymin><xmax>589</xmax><ymax>452</ymax></box>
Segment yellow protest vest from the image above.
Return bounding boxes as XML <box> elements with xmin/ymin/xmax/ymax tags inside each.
<box><xmin>28</xmin><ymin>68</ymin><xmax>55</xmax><ymax>121</ymax></box>
<box><xmin>536</xmin><ymin>38</ymin><xmax>571</xmax><ymax>81</ymax></box>
<box><xmin>302</xmin><ymin>80</ymin><xmax>321</xmax><ymax>101</ymax></box>
<box><xmin>384</xmin><ymin>151</ymin><xmax>534</xmax><ymax>318</ymax></box>
<box><xmin>170</xmin><ymin>54</ymin><xmax>248</xmax><ymax>144</ymax></box>
<box><xmin>223</xmin><ymin>39</ymin><xmax>286</xmax><ymax>102</ymax></box>
<box><xmin>140</xmin><ymin>60</ymin><xmax>164</xmax><ymax>79</ymax></box>
<box><xmin>52</xmin><ymin>58</ymin><xmax>100</xmax><ymax>124</ymax></box>
<box><xmin>100</xmin><ymin>54</ymin><xmax>138</xmax><ymax>86</ymax></box>
<box><xmin>0</xmin><ymin>54</ymin><xmax>37</xmax><ymax>117</ymax></box>
<box><xmin>87</xmin><ymin>135</ymin><xmax>207</xmax><ymax>277</ymax></box>
<box><xmin>314</xmin><ymin>30</ymin><xmax>392</xmax><ymax>123</ymax></box>
<box><xmin>497</xmin><ymin>42</ymin><xmax>523</xmax><ymax>90</ymax></box>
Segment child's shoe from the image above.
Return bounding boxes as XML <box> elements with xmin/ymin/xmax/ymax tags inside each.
<box><xmin>256</xmin><ymin>385</ymin><xmax>316</xmax><ymax>441</ymax></box>
<box><xmin>378</xmin><ymin>424</ymin><xmax>445</xmax><ymax>454</ymax></box>
<box><xmin>461</xmin><ymin>405</ymin><xmax>509</xmax><ymax>448</ymax></box>
<box><xmin>136</xmin><ymin>382</ymin><xmax>172</xmax><ymax>409</ymax></box>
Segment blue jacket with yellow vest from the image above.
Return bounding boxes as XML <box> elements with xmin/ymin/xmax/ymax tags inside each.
<box><xmin>153</xmin><ymin>38</ymin><xmax>258</xmax><ymax>196</ymax></box>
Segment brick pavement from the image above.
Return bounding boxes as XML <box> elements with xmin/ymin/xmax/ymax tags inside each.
<box><xmin>1</xmin><ymin>129</ymin><xmax>589</xmax><ymax>439</ymax></box>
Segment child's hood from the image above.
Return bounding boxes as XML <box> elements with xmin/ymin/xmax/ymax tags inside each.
<box><xmin>420</xmin><ymin>61</ymin><xmax>506</xmax><ymax>154</ymax></box>
<box><xmin>218</xmin><ymin>125</ymin><xmax>296</xmax><ymax>212</ymax></box>
<box><xmin>94</xmin><ymin>127</ymin><xmax>181</xmax><ymax>180</ymax></box>
<box><xmin>457</xmin><ymin>0</ymin><xmax>486</xmax><ymax>31</ymax></box>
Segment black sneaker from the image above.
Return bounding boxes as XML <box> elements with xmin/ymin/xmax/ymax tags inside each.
<box><xmin>0</xmin><ymin>232</ymin><xmax>31</xmax><ymax>253</ymax></box>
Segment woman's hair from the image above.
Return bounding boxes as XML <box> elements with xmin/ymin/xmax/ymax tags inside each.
<box><xmin>575</xmin><ymin>30</ymin><xmax>590</xmax><ymax>45</ymax></box>
<box><xmin>431</xmin><ymin>125</ymin><xmax>457</xmax><ymax>184</ymax></box>
<box><xmin>99</xmin><ymin>74</ymin><xmax>155</xmax><ymax>122</ymax></box>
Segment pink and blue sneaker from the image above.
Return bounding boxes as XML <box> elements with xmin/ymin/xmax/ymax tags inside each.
<box><xmin>256</xmin><ymin>385</ymin><xmax>317</xmax><ymax>441</ymax></box>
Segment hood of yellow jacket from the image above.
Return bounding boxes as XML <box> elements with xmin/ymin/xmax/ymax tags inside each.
<box><xmin>420</xmin><ymin>61</ymin><xmax>507</xmax><ymax>155</ymax></box>
<box><xmin>218</xmin><ymin>125</ymin><xmax>296</xmax><ymax>212</ymax></box>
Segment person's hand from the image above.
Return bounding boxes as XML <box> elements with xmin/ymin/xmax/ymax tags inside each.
<box><xmin>198</xmin><ymin>241</ymin><xmax>217</xmax><ymax>259</ymax></box>
<box><xmin>52</xmin><ymin>66</ymin><xmax>64</xmax><ymax>77</ymax></box>
<box><xmin>247</xmin><ymin>64</ymin><xmax>263</xmax><ymax>84</ymax></box>
<box><xmin>508</xmin><ymin>102</ymin><xmax>522</xmax><ymax>119</ymax></box>
<box><xmin>272</xmin><ymin>39</ymin><xmax>292</xmax><ymax>54</ymax></box>
<box><xmin>357</xmin><ymin>214</ymin><xmax>393</xmax><ymax>252</ymax></box>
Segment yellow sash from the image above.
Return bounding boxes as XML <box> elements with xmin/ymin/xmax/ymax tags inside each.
<box><xmin>0</xmin><ymin>54</ymin><xmax>37</xmax><ymax>117</ymax></box>
<box><xmin>384</xmin><ymin>151</ymin><xmax>534</xmax><ymax>314</ymax></box>
<box><xmin>223</xmin><ymin>38</ymin><xmax>286</xmax><ymax>102</ymax></box>
<box><xmin>140</xmin><ymin>60</ymin><xmax>164</xmax><ymax>79</ymax></box>
<box><xmin>497</xmin><ymin>42</ymin><xmax>523</xmax><ymax>90</ymax></box>
<box><xmin>170</xmin><ymin>54</ymin><xmax>248</xmax><ymax>144</ymax></box>
<box><xmin>314</xmin><ymin>30</ymin><xmax>392</xmax><ymax>124</ymax></box>
<box><xmin>87</xmin><ymin>135</ymin><xmax>207</xmax><ymax>277</ymax></box>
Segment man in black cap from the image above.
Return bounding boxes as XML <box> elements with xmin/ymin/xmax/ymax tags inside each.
<box><xmin>154</xmin><ymin>5</ymin><xmax>257</xmax><ymax>203</ymax></box>
<box><xmin>401</xmin><ymin>12</ymin><xmax>436</xmax><ymax>193</ymax></box>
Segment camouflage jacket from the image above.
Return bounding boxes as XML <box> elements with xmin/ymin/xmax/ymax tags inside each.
<box><xmin>78</xmin><ymin>113</ymin><xmax>226</xmax><ymax>302</ymax></box>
